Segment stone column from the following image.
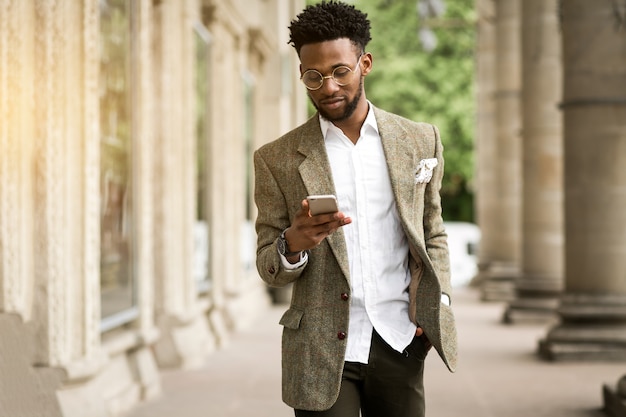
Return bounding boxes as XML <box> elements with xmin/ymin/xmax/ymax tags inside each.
<box><xmin>478</xmin><ymin>0</ymin><xmax>522</xmax><ymax>301</ymax></box>
<box><xmin>502</xmin><ymin>0</ymin><xmax>563</xmax><ymax>323</ymax></box>
<box><xmin>539</xmin><ymin>0</ymin><xmax>626</xmax><ymax>361</ymax></box>
<box><xmin>30</xmin><ymin>0</ymin><xmax>104</xmax><ymax>376</ymax></box>
<box><xmin>472</xmin><ymin>0</ymin><xmax>497</xmax><ymax>285</ymax></box>
<box><xmin>0</xmin><ymin>0</ymin><xmax>35</xmax><ymax>319</ymax></box>
<box><xmin>151</xmin><ymin>0</ymin><xmax>217</xmax><ymax>370</ymax></box>
<box><xmin>0</xmin><ymin>1</ymin><xmax>63</xmax><ymax>415</ymax></box>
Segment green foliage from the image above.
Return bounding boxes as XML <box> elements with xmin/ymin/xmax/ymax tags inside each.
<box><xmin>356</xmin><ymin>0</ymin><xmax>476</xmax><ymax>222</ymax></box>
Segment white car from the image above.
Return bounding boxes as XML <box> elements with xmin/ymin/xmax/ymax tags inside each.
<box><xmin>443</xmin><ymin>221</ymin><xmax>480</xmax><ymax>287</ymax></box>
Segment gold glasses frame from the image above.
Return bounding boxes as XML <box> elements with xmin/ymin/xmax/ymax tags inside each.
<box><xmin>300</xmin><ymin>54</ymin><xmax>364</xmax><ymax>91</ymax></box>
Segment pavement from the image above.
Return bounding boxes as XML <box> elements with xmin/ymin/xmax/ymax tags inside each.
<box><xmin>122</xmin><ymin>288</ymin><xmax>623</xmax><ymax>417</ymax></box>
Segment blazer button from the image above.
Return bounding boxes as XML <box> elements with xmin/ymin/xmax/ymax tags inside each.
<box><xmin>340</xmin><ymin>293</ymin><xmax>349</xmax><ymax>301</ymax></box>
<box><xmin>268</xmin><ymin>266</ymin><xmax>276</xmax><ymax>274</ymax></box>
<box><xmin>337</xmin><ymin>331</ymin><xmax>346</xmax><ymax>340</ymax></box>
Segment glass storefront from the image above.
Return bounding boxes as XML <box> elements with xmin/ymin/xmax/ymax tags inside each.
<box><xmin>99</xmin><ymin>0</ymin><xmax>137</xmax><ymax>329</ymax></box>
<box><xmin>194</xmin><ymin>22</ymin><xmax>212</xmax><ymax>293</ymax></box>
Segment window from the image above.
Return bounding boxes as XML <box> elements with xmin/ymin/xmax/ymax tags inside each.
<box><xmin>194</xmin><ymin>22</ymin><xmax>212</xmax><ymax>293</ymax></box>
<box><xmin>99</xmin><ymin>0</ymin><xmax>138</xmax><ymax>330</ymax></box>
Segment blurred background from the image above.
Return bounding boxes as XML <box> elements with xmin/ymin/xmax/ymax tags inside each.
<box><xmin>0</xmin><ymin>0</ymin><xmax>625</xmax><ymax>416</ymax></box>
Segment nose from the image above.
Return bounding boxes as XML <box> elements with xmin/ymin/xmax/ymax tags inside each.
<box><xmin>319</xmin><ymin>75</ymin><xmax>341</xmax><ymax>94</ymax></box>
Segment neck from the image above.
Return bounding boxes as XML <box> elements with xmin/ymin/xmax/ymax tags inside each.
<box><xmin>334</xmin><ymin>100</ymin><xmax>369</xmax><ymax>144</ymax></box>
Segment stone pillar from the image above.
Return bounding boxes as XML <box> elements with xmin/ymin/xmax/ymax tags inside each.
<box><xmin>478</xmin><ymin>0</ymin><xmax>522</xmax><ymax>301</ymax></box>
<box><xmin>127</xmin><ymin>0</ymin><xmax>162</xmax><ymax>404</ymax></box>
<box><xmin>30</xmin><ymin>0</ymin><xmax>104</xmax><ymax>376</ymax></box>
<box><xmin>0</xmin><ymin>0</ymin><xmax>35</xmax><ymax>319</ymax></box>
<box><xmin>151</xmin><ymin>0</ymin><xmax>217</xmax><ymax>370</ymax></box>
<box><xmin>502</xmin><ymin>0</ymin><xmax>563</xmax><ymax>323</ymax></box>
<box><xmin>539</xmin><ymin>0</ymin><xmax>626</xmax><ymax>361</ymax></box>
<box><xmin>473</xmin><ymin>0</ymin><xmax>497</xmax><ymax>285</ymax></box>
<box><xmin>204</xmin><ymin>2</ymin><xmax>274</xmax><ymax>336</ymax></box>
<box><xmin>0</xmin><ymin>1</ymin><xmax>63</xmax><ymax>415</ymax></box>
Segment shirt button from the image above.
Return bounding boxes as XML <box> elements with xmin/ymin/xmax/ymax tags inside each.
<box><xmin>268</xmin><ymin>266</ymin><xmax>276</xmax><ymax>274</ymax></box>
<box><xmin>340</xmin><ymin>293</ymin><xmax>349</xmax><ymax>301</ymax></box>
<box><xmin>337</xmin><ymin>331</ymin><xmax>346</xmax><ymax>340</ymax></box>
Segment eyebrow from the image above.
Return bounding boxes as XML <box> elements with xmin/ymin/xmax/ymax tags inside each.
<box><xmin>302</xmin><ymin>59</ymin><xmax>356</xmax><ymax>73</ymax></box>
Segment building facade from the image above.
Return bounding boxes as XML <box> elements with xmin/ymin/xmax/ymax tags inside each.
<box><xmin>0</xmin><ymin>0</ymin><xmax>305</xmax><ymax>416</ymax></box>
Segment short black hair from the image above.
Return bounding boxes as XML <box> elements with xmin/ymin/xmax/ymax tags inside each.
<box><xmin>288</xmin><ymin>1</ymin><xmax>372</xmax><ymax>56</ymax></box>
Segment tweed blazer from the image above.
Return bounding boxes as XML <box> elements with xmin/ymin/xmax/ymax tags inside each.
<box><xmin>254</xmin><ymin>106</ymin><xmax>457</xmax><ymax>412</ymax></box>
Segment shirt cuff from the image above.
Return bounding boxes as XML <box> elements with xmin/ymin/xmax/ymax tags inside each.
<box><xmin>279</xmin><ymin>250</ymin><xmax>308</xmax><ymax>270</ymax></box>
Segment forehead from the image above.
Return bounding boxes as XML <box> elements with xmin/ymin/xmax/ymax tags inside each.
<box><xmin>299</xmin><ymin>38</ymin><xmax>358</xmax><ymax>69</ymax></box>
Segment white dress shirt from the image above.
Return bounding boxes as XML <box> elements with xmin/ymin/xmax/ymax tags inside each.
<box><xmin>320</xmin><ymin>105</ymin><xmax>417</xmax><ymax>364</ymax></box>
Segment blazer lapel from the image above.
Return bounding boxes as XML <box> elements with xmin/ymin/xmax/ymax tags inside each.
<box><xmin>297</xmin><ymin>116</ymin><xmax>351</xmax><ymax>284</ymax></box>
<box><xmin>297</xmin><ymin>120</ymin><xmax>335</xmax><ymax>197</ymax></box>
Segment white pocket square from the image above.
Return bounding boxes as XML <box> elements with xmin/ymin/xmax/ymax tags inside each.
<box><xmin>414</xmin><ymin>158</ymin><xmax>438</xmax><ymax>184</ymax></box>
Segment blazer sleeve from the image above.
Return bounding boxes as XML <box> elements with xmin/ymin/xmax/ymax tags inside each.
<box><xmin>253</xmin><ymin>148</ymin><xmax>307</xmax><ymax>287</ymax></box>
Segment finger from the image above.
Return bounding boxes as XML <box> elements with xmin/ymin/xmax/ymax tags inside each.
<box><xmin>310</xmin><ymin>212</ymin><xmax>351</xmax><ymax>228</ymax></box>
<box><xmin>317</xmin><ymin>217</ymin><xmax>350</xmax><ymax>238</ymax></box>
<box><xmin>297</xmin><ymin>199</ymin><xmax>310</xmax><ymax>217</ymax></box>
<box><xmin>309</xmin><ymin>212</ymin><xmax>336</xmax><ymax>225</ymax></box>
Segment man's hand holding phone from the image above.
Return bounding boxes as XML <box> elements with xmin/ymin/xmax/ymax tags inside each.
<box><xmin>283</xmin><ymin>195</ymin><xmax>351</xmax><ymax>256</ymax></box>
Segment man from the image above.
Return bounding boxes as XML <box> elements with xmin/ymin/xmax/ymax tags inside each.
<box><xmin>254</xmin><ymin>1</ymin><xmax>457</xmax><ymax>416</ymax></box>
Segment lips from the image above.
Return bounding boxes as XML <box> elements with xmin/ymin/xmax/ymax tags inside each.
<box><xmin>320</xmin><ymin>97</ymin><xmax>344</xmax><ymax>109</ymax></box>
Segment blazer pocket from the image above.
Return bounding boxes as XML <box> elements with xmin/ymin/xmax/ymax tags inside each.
<box><xmin>279</xmin><ymin>307</ymin><xmax>304</xmax><ymax>330</ymax></box>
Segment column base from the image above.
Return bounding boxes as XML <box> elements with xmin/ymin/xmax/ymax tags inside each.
<box><xmin>538</xmin><ymin>293</ymin><xmax>626</xmax><ymax>361</ymax></box>
<box><xmin>539</xmin><ymin>334</ymin><xmax>626</xmax><ymax>361</ymax></box>
<box><xmin>153</xmin><ymin>312</ymin><xmax>217</xmax><ymax>370</ymax></box>
<box><xmin>503</xmin><ymin>296</ymin><xmax>559</xmax><ymax>324</ymax></box>
<box><xmin>0</xmin><ymin>314</ymin><xmax>64</xmax><ymax>417</ymax></box>
<box><xmin>58</xmin><ymin>343</ymin><xmax>162</xmax><ymax>417</ymax></box>
<box><xmin>603</xmin><ymin>375</ymin><xmax>626</xmax><ymax>417</ymax></box>
<box><xmin>477</xmin><ymin>262</ymin><xmax>520</xmax><ymax>302</ymax></box>
<box><xmin>502</xmin><ymin>277</ymin><xmax>562</xmax><ymax>324</ymax></box>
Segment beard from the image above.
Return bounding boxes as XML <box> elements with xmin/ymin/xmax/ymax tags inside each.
<box><xmin>309</xmin><ymin>78</ymin><xmax>363</xmax><ymax>123</ymax></box>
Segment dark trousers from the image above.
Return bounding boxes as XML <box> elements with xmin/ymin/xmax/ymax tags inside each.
<box><xmin>294</xmin><ymin>330</ymin><xmax>428</xmax><ymax>417</ymax></box>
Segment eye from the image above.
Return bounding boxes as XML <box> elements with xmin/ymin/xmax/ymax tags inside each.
<box><xmin>333</xmin><ymin>66</ymin><xmax>352</xmax><ymax>79</ymax></box>
<box><xmin>302</xmin><ymin>70</ymin><xmax>322</xmax><ymax>83</ymax></box>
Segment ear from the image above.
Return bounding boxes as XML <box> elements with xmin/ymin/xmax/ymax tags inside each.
<box><xmin>361</xmin><ymin>52</ymin><xmax>373</xmax><ymax>76</ymax></box>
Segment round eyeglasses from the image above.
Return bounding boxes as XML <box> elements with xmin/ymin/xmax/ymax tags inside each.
<box><xmin>300</xmin><ymin>55</ymin><xmax>363</xmax><ymax>91</ymax></box>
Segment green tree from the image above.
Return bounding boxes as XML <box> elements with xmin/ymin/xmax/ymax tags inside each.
<box><xmin>356</xmin><ymin>0</ymin><xmax>476</xmax><ymax>222</ymax></box>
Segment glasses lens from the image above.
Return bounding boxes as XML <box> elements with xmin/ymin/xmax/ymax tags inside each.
<box><xmin>302</xmin><ymin>70</ymin><xmax>323</xmax><ymax>90</ymax></box>
<box><xmin>332</xmin><ymin>66</ymin><xmax>353</xmax><ymax>86</ymax></box>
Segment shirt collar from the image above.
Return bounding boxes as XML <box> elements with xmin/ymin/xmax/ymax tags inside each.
<box><xmin>319</xmin><ymin>101</ymin><xmax>379</xmax><ymax>140</ymax></box>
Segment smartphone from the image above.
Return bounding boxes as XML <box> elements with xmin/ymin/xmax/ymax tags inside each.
<box><xmin>307</xmin><ymin>194</ymin><xmax>339</xmax><ymax>215</ymax></box>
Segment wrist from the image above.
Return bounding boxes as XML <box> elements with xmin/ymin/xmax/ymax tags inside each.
<box><xmin>277</xmin><ymin>228</ymin><xmax>301</xmax><ymax>258</ymax></box>
<box><xmin>285</xmin><ymin>251</ymin><xmax>304</xmax><ymax>264</ymax></box>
